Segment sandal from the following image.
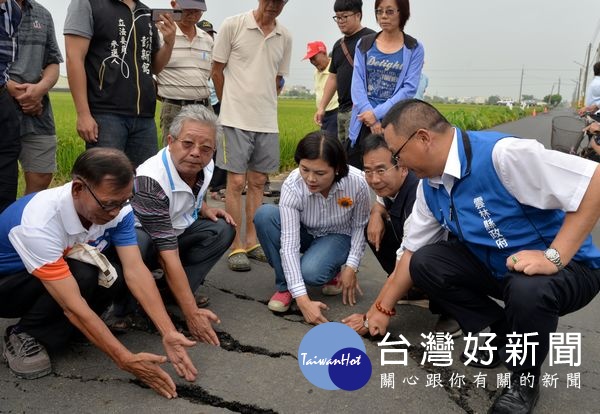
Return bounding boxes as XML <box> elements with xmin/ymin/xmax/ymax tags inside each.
<box><xmin>246</xmin><ymin>244</ymin><xmax>268</xmax><ymax>262</ymax></box>
<box><xmin>210</xmin><ymin>189</ymin><xmax>226</xmax><ymax>201</ymax></box>
<box><xmin>228</xmin><ymin>249</ymin><xmax>251</xmax><ymax>271</ymax></box>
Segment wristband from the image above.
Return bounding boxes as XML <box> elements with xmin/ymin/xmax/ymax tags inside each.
<box><xmin>375</xmin><ymin>301</ymin><xmax>396</xmax><ymax>316</ymax></box>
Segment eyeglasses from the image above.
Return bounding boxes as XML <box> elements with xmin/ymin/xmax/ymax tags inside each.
<box><xmin>364</xmin><ymin>165</ymin><xmax>397</xmax><ymax>178</ymax></box>
<box><xmin>173</xmin><ymin>137</ymin><xmax>215</xmax><ymax>155</ymax></box>
<box><xmin>392</xmin><ymin>129</ymin><xmax>419</xmax><ymax>163</ymax></box>
<box><xmin>375</xmin><ymin>8</ymin><xmax>400</xmax><ymax>17</ymax></box>
<box><xmin>332</xmin><ymin>12</ymin><xmax>357</xmax><ymax>23</ymax></box>
<box><xmin>77</xmin><ymin>177</ymin><xmax>130</xmax><ymax>212</ymax></box>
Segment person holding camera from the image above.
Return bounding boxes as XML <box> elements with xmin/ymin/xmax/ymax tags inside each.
<box><xmin>64</xmin><ymin>0</ymin><xmax>176</xmax><ymax>167</ymax></box>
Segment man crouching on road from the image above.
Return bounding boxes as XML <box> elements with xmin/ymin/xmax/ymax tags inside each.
<box><xmin>362</xmin><ymin>99</ymin><xmax>600</xmax><ymax>414</ymax></box>
<box><xmin>131</xmin><ymin>104</ymin><xmax>235</xmax><ymax>345</ymax></box>
<box><xmin>0</xmin><ymin>147</ymin><xmax>197</xmax><ymax>399</ymax></box>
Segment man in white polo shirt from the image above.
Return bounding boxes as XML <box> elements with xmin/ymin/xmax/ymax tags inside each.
<box><xmin>0</xmin><ymin>148</ymin><xmax>197</xmax><ymax>399</ymax></box>
<box><xmin>157</xmin><ymin>0</ymin><xmax>213</xmax><ymax>147</ymax></box>
<box><xmin>211</xmin><ymin>0</ymin><xmax>292</xmax><ymax>271</ymax></box>
<box><xmin>132</xmin><ymin>105</ymin><xmax>235</xmax><ymax>345</ymax></box>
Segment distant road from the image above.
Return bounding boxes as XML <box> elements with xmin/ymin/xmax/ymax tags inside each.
<box><xmin>487</xmin><ymin>107</ymin><xmax>577</xmax><ymax>148</ymax></box>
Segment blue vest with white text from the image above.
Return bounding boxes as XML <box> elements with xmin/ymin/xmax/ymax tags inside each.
<box><xmin>422</xmin><ymin>130</ymin><xmax>600</xmax><ymax>279</ymax></box>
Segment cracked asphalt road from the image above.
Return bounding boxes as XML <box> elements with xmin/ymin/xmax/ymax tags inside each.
<box><xmin>1</xmin><ymin>109</ymin><xmax>599</xmax><ymax>413</ymax></box>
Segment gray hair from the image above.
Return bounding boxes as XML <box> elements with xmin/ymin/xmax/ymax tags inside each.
<box><xmin>168</xmin><ymin>104</ymin><xmax>221</xmax><ymax>139</ymax></box>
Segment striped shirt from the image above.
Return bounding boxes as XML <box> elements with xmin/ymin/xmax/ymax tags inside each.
<box><xmin>156</xmin><ymin>26</ymin><xmax>213</xmax><ymax>100</ymax></box>
<box><xmin>0</xmin><ymin>0</ymin><xmax>21</xmax><ymax>86</ymax></box>
<box><xmin>131</xmin><ymin>174</ymin><xmax>204</xmax><ymax>251</ymax></box>
<box><xmin>279</xmin><ymin>166</ymin><xmax>370</xmax><ymax>297</ymax></box>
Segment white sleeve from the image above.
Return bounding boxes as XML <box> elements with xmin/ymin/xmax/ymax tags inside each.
<box><xmin>401</xmin><ymin>181</ymin><xmax>447</xmax><ymax>252</ymax></box>
<box><xmin>492</xmin><ymin>138</ymin><xmax>598</xmax><ymax>212</ymax></box>
<box><xmin>212</xmin><ymin>17</ymin><xmax>233</xmax><ymax>64</ymax></box>
<box><xmin>8</xmin><ymin>224</ymin><xmax>66</xmax><ymax>274</ymax></box>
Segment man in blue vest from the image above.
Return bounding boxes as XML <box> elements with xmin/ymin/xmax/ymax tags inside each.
<box><xmin>363</xmin><ymin>99</ymin><xmax>600</xmax><ymax>414</ymax></box>
<box><xmin>343</xmin><ymin>133</ymin><xmax>460</xmax><ymax>337</ymax></box>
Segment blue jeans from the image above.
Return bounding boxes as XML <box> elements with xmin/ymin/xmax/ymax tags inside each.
<box><xmin>254</xmin><ymin>204</ymin><xmax>350</xmax><ymax>292</ymax></box>
<box><xmin>89</xmin><ymin>113</ymin><xmax>158</xmax><ymax>167</ymax></box>
<box><xmin>321</xmin><ymin>109</ymin><xmax>338</xmax><ymax>140</ymax></box>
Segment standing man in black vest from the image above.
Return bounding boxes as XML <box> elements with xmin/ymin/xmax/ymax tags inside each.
<box><xmin>64</xmin><ymin>0</ymin><xmax>176</xmax><ymax>167</ymax></box>
<box><xmin>314</xmin><ymin>0</ymin><xmax>374</xmax><ymax>143</ymax></box>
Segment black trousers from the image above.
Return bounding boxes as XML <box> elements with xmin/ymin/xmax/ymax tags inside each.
<box><xmin>0</xmin><ymin>87</ymin><xmax>21</xmax><ymax>213</ymax></box>
<box><xmin>0</xmin><ymin>259</ymin><xmax>125</xmax><ymax>351</ymax></box>
<box><xmin>345</xmin><ymin>124</ymin><xmax>370</xmax><ymax>170</ymax></box>
<box><xmin>409</xmin><ymin>239</ymin><xmax>600</xmax><ymax>374</ymax></box>
<box><xmin>367</xmin><ymin>219</ymin><xmax>401</xmax><ymax>275</ymax></box>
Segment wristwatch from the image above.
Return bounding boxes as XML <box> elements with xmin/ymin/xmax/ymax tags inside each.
<box><xmin>544</xmin><ymin>248</ymin><xmax>564</xmax><ymax>270</ymax></box>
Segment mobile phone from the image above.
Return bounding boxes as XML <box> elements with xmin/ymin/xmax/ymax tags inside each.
<box><xmin>151</xmin><ymin>9</ymin><xmax>182</xmax><ymax>22</ymax></box>
<box><xmin>595</xmin><ymin>134</ymin><xmax>600</xmax><ymax>145</ymax></box>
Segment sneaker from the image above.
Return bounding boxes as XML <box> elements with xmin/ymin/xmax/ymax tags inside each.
<box><xmin>321</xmin><ymin>273</ymin><xmax>342</xmax><ymax>296</ymax></box>
<box><xmin>434</xmin><ymin>314</ymin><xmax>462</xmax><ymax>338</ymax></box>
<box><xmin>3</xmin><ymin>326</ymin><xmax>52</xmax><ymax>379</ymax></box>
<box><xmin>268</xmin><ymin>291</ymin><xmax>292</xmax><ymax>312</ymax></box>
<box><xmin>396</xmin><ymin>288</ymin><xmax>430</xmax><ymax>309</ymax></box>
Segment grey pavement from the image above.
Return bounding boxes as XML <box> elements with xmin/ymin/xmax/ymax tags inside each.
<box><xmin>1</xmin><ymin>108</ymin><xmax>599</xmax><ymax>413</ymax></box>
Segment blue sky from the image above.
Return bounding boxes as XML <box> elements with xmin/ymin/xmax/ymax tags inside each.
<box><xmin>40</xmin><ymin>0</ymin><xmax>600</xmax><ymax>100</ymax></box>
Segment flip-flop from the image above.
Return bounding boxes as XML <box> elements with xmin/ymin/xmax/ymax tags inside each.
<box><xmin>263</xmin><ymin>189</ymin><xmax>281</xmax><ymax>197</ymax></box>
<box><xmin>228</xmin><ymin>249</ymin><xmax>251</xmax><ymax>271</ymax></box>
<box><xmin>246</xmin><ymin>244</ymin><xmax>268</xmax><ymax>262</ymax></box>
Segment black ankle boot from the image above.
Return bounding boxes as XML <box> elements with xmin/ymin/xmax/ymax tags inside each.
<box><xmin>488</xmin><ymin>374</ymin><xmax>540</xmax><ymax>414</ymax></box>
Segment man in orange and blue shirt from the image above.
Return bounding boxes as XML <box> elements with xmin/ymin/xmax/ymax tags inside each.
<box><xmin>0</xmin><ymin>148</ymin><xmax>198</xmax><ymax>399</ymax></box>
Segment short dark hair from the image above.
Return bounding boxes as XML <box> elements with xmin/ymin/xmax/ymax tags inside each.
<box><xmin>382</xmin><ymin>99</ymin><xmax>451</xmax><ymax>137</ymax></box>
<box><xmin>594</xmin><ymin>62</ymin><xmax>600</xmax><ymax>77</ymax></box>
<box><xmin>375</xmin><ymin>0</ymin><xmax>410</xmax><ymax>30</ymax></box>
<box><xmin>71</xmin><ymin>148</ymin><xmax>134</xmax><ymax>189</ymax></box>
<box><xmin>362</xmin><ymin>133</ymin><xmax>396</xmax><ymax>165</ymax></box>
<box><xmin>334</xmin><ymin>0</ymin><xmax>363</xmax><ymax>14</ymax></box>
<box><xmin>294</xmin><ymin>131</ymin><xmax>349</xmax><ymax>182</ymax></box>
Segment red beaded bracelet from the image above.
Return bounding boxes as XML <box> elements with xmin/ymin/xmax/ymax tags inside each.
<box><xmin>375</xmin><ymin>301</ymin><xmax>396</xmax><ymax>316</ymax></box>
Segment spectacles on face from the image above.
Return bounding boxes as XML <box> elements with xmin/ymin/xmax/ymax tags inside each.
<box><xmin>332</xmin><ymin>12</ymin><xmax>357</xmax><ymax>23</ymax></box>
<box><xmin>77</xmin><ymin>178</ymin><xmax>130</xmax><ymax>212</ymax></box>
<box><xmin>364</xmin><ymin>164</ymin><xmax>397</xmax><ymax>178</ymax></box>
<box><xmin>173</xmin><ymin>137</ymin><xmax>215</xmax><ymax>155</ymax></box>
<box><xmin>392</xmin><ymin>129</ymin><xmax>419</xmax><ymax>163</ymax></box>
<box><xmin>375</xmin><ymin>8</ymin><xmax>400</xmax><ymax>17</ymax></box>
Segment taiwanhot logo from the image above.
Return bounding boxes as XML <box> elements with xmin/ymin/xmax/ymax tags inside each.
<box><xmin>298</xmin><ymin>322</ymin><xmax>372</xmax><ymax>391</ymax></box>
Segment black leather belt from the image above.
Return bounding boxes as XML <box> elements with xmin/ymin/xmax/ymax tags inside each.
<box><xmin>325</xmin><ymin>108</ymin><xmax>338</xmax><ymax>116</ymax></box>
<box><xmin>161</xmin><ymin>97</ymin><xmax>210</xmax><ymax>107</ymax></box>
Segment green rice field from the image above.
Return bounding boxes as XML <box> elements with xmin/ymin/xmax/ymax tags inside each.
<box><xmin>45</xmin><ymin>92</ymin><xmax>535</xmax><ymax>187</ymax></box>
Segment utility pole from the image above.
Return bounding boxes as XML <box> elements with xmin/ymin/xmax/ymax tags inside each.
<box><xmin>557</xmin><ymin>77</ymin><xmax>561</xmax><ymax>97</ymax></box>
<box><xmin>518</xmin><ymin>66</ymin><xmax>524</xmax><ymax>103</ymax></box>
<box><xmin>582</xmin><ymin>43</ymin><xmax>592</xmax><ymax>104</ymax></box>
<box><xmin>547</xmin><ymin>83</ymin><xmax>555</xmax><ymax>106</ymax></box>
<box><xmin>577</xmin><ymin>67</ymin><xmax>583</xmax><ymax>106</ymax></box>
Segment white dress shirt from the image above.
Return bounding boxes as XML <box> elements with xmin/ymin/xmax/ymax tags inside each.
<box><xmin>401</xmin><ymin>129</ymin><xmax>598</xmax><ymax>254</ymax></box>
